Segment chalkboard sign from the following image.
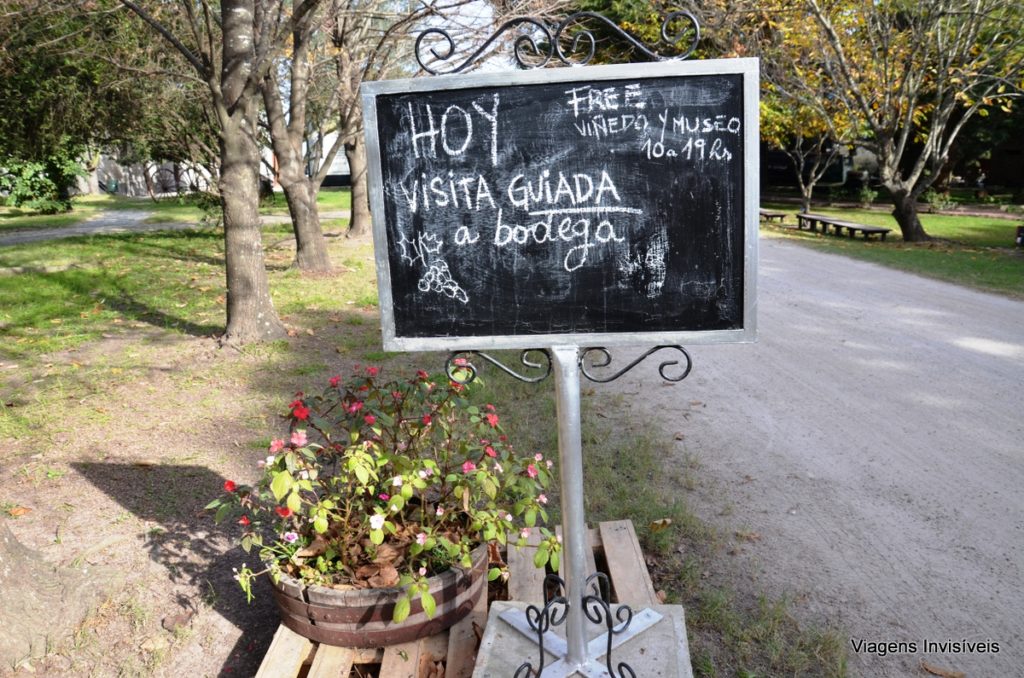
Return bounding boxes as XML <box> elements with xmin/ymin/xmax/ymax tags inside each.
<box><xmin>361</xmin><ymin>58</ymin><xmax>758</xmax><ymax>351</ymax></box>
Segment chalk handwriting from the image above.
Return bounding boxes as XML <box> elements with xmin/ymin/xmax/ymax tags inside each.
<box><xmin>406</xmin><ymin>94</ymin><xmax>500</xmax><ymax>167</ymax></box>
<box><xmin>565</xmin><ymin>84</ymin><xmax>645</xmax><ymax>117</ymax></box>
<box><xmin>493</xmin><ymin>207</ymin><xmax>632</xmax><ymax>272</ymax></box>
<box><xmin>507</xmin><ymin>170</ymin><xmax>621</xmax><ymax>210</ymax></box>
<box><xmin>398</xmin><ymin>173</ymin><xmax>496</xmax><ymax>214</ymax></box>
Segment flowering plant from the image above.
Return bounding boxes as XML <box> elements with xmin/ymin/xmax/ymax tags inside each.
<box><xmin>208</xmin><ymin>366</ymin><xmax>558</xmax><ymax>621</ymax></box>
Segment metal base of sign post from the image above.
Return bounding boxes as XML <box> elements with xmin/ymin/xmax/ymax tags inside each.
<box><xmin>474</xmin><ymin>602</ymin><xmax>694</xmax><ymax>678</ymax></box>
<box><xmin>447</xmin><ymin>345</ymin><xmax>694</xmax><ymax>677</ymax></box>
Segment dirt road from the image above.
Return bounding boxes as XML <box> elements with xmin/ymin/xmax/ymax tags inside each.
<box><xmin>603</xmin><ymin>238</ymin><xmax>1024</xmax><ymax>676</ymax></box>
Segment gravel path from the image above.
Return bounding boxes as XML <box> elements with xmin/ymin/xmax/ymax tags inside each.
<box><xmin>0</xmin><ymin>209</ymin><xmax>352</xmax><ymax>247</ymax></box>
<box><xmin>603</xmin><ymin>237</ymin><xmax>1024</xmax><ymax>676</ymax></box>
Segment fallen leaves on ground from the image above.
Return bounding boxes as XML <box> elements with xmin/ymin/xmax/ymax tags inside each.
<box><xmin>920</xmin><ymin>660</ymin><xmax>965</xmax><ymax>678</ymax></box>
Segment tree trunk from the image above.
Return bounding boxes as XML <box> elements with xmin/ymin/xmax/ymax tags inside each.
<box><xmin>346</xmin><ymin>138</ymin><xmax>370</xmax><ymax>237</ymax></box>
<box><xmin>0</xmin><ymin>524</ymin><xmax>111</xmax><ymax>666</ymax></box>
<box><xmin>219</xmin><ymin>115</ymin><xmax>288</xmax><ymax>344</ymax></box>
<box><xmin>889</xmin><ymin>188</ymin><xmax>931</xmax><ymax>242</ymax></box>
<box><xmin>277</xmin><ymin>173</ymin><xmax>332</xmax><ymax>272</ymax></box>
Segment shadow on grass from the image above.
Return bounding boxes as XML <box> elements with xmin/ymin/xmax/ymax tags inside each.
<box><xmin>72</xmin><ymin>462</ymin><xmax>277</xmax><ymax>677</ymax></box>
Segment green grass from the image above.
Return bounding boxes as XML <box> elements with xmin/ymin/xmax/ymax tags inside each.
<box><xmin>259</xmin><ymin>187</ymin><xmax>353</xmax><ymax>215</ymax></box>
<box><xmin>762</xmin><ymin>204</ymin><xmax>1024</xmax><ymax>298</ymax></box>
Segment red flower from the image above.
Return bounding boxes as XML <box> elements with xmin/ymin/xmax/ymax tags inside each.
<box><xmin>223</xmin><ymin>480</ymin><xmax>237</xmax><ymax>493</ymax></box>
<box><xmin>238</xmin><ymin>515</ymin><xmax>250</xmax><ymax>527</ymax></box>
<box><xmin>417</xmin><ymin>370</ymin><xmax>429</xmax><ymax>380</ymax></box>
<box><xmin>329</xmin><ymin>375</ymin><xmax>341</xmax><ymax>388</ymax></box>
<box><xmin>289</xmin><ymin>399</ymin><xmax>310</xmax><ymax>420</ymax></box>
<box><xmin>347</xmin><ymin>401</ymin><xmax>363</xmax><ymax>413</ymax></box>
<box><xmin>485</xmin><ymin>413</ymin><xmax>499</xmax><ymax>427</ymax></box>
<box><xmin>367</xmin><ymin>366</ymin><xmax>380</xmax><ymax>377</ymax></box>
<box><xmin>364</xmin><ymin>414</ymin><xmax>377</xmax><ymax>426</ymax></box>
<box><xmin>526</xmin><ymin>464</ymin><xmax>538</xmax><ymax>478</ymax></box>
<box><xmin>422</xmin><ymin>414</ymin><xmax>432</xmax><ymax>426</ymax></box>
<box><xmin>275</xmin><ymin>506</ymin><xmax>292</xmax><ymax>518</ymax></box>
<box><xmin>485</xmin><ymin>446</ymin><xmax>497</xmax><ymax>458</ymax></box>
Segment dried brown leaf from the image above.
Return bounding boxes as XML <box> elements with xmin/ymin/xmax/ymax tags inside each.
<box><xmin>295</xmin><ymin>535</ymin><xmax>329</xmax><ymax>559</ymax></box>
<box><xmin>920</xmin><ymin>661</ymin><xmax>965</xmax><ymax>678</ymax></box>
<box><xmin>7</xmin><ymin>506</ymin><xmax>31</xmax><ymax>517</ymax></box>
<box><xmin>368</xmin><ymin>564</ymin><xmax>399</xmax><ymax>588</ymax></box>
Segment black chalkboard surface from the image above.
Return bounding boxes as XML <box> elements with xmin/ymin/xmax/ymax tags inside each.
<box><xmin>361</xmin><ymin>59</ymin><xmax>758</xmax><ymax>351</ymax></box>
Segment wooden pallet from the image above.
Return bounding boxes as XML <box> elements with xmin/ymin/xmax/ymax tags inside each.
<box><xmin>255</xmin><ymin>520</ymin><xmax>656</xmax><ymax>678</ymax></box>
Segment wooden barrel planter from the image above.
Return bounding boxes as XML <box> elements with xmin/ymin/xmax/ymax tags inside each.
<box><xmin>270</xmin><ymin>544</ymin><xmax>488</xmax><ymax>648</ymax></box>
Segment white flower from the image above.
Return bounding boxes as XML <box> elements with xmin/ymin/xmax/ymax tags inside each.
<box><xmin>435</xmin><ymin>506</ymin><xmax>445</xmax><ymax>517</ymax></box>
<box><xmin>369</xmin><ymin>514</ymin><xmax>385</xmax><ymax>530</ymax></box>
<box><xmin>494</xmin><ymin>462</ymin><xmax>503</xmax><ymax>474</ymax></box>
<box><xmin>520</xmin><ymin>528</ymin><xmax>531</xmax><ymax>539</ymax></box>
<box><xmin>392</xmin><ymin>475</ymin><xmax>403</xmax><ymax>487</ymax></box>
<box><xmin>537</xmin><ymin>494</ymin><xmax>548</xmax><ymax>505</ymax></box>
<box><xmin>419</xmin><ymin>567</ymin><xmax>427</xmax><ymax>576</ymax></box>
<box><xmin>534</xmin><ymin>453</ymin><xmax>543</xmax><ymax>462</ymax></box>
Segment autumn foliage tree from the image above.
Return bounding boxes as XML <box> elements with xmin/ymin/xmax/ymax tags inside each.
<box><xmin>801</xmin><ymin>0</ymin><xmax>1024</xmax><ymax>241</ymax></box>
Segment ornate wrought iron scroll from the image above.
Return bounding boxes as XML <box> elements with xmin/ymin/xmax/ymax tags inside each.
<box><xmin>446</xmin><ymin>349</ymin><xmax>552</xmax><ymax>384</ymax></box>
<box><xmin>580</xmin><ymin>345</ymin><xmax>693</xmax><ymax>384</ymax></box>
<box><xmin>416</xmin><ymin>10</ymin><xmax>700</xmax><ymax>74</ymax></box>
<box><xmin>582</xmin><ymin>589</ymin><xmax>637</xmax><ymax>678</ymax></box>
<box><xmin>513</xmin><ymin>574</ymin><xmax>570</xmax><ymax>678</ymax></box>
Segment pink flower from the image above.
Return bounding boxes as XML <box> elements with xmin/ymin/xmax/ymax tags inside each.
<box><xmin>485</xmin><ymin>446</ymin><xmax>497</xmax><ymax>458</ymax></box>
<box><xmin>435</xmin><ymin>506</ymin><xmax>445</xmax><ymax>517</ymax></box>
<box><xmin>494</xmin><ymin>462</ymin><xmax>503</xmax><ymax>474</ymax></box>
<box><xmin>379</xmin><ymin>493</ymin><xmax>390</xmax><ymax>501</ymax></box>
<box><xmin>419</xmin><ymin>567</ymin><xmax>428</xmax><ymax>576</ymax></box>
<box><xmin>485</xmin><ymin>404</ymin><xmax>496</xmax><ymax>412</ymax></box>
<box><xmin>347</xmin><ymin>401</ymin><xmax>363</xmax><ymax>413</ymax></box>
<box><xmin>283</xmin><ymin>531</ymin><xmax>298</xmax><ymax>543</ymax></box>
<box><xmin>485</xmin><ymin>413</ymin><xmax>499</xmax><ymax>427</ymax></box>
<box><xmin>290</xmin><ymin>429</ymin><xmax>307</xmax><ymax>447</ymax></box>
<box><xmin>417</xmin><ymin>370</ymin><xmax>429</xmax><ymax>380</ymax></box>
<box><xmin>526</xmin><ymin>464</ymin><xmax>538</xmax><ymax>478</ymax></box>
<box><xmin>537</xmin><ymin>493</ymin><xmax>548</xmax><ymax>505</ymax></box>
<box><xmin>462</xmin><ymin>460</ymin><xmax>476</xmax><ymax>473</ymax></box>
<box><xmin>269</xmin><ymin>439</ymin><xmax>285</xmax><ymax>453</ymax></box>
<box><xmin>364</xmin><ymin>414</ymin><xmax>377</xmax><ymax>426</ymax></box>
<box><xmin>534</xmin><ymin>453</ymin><xmax>543</xmax><ymax>462</ymax></box>
<box><xmin>366</xmin><ymin>366</ymin><xmax>380</xmax><ymax>377</ymax></box>
<box><xmin>369</xmin><ymin>514</ymin><xmax>385</xmax><ymax>530</ymax></box>
<box><xmin>418</xmin><ymin>467</ymin><xmax>433</xmax><ymax>479</ymax></box>
<box><xmin>546</xmin><ymin>460</ymin><xmax>553</xmax><ymax>469</ymax></box>
<box><xmin>416</xmin><ymin>532</ymin><xmax>427</xmax><ymax>545</ymax></box>
<box><xmin>392</xmin><ymin>476</ymin><xmax>403</xmax><ymax>487</ymax></box>
<box><xmin>454</xmin><ymin>357</ymin><xmax>468</xmax><ymax>367</ymax></box>
<box><xmin>329</xmin><ymin>375</ymin><xmax>341</xmax><ymax>388</ymax></box>
<box><xmin>520</xmin><ymin>528</ymin><xmax>531</xmax><ymax>539</ymax></box>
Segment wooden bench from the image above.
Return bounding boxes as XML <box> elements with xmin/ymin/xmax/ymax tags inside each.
<box><xmin>255</xmin><ymin>520</ymin><xmax>658</xmax><ymax>678</ymax></box>
<box><xmin>759</xmin><ymin>209</ymin><xmax>786</xmax><ymax>223</ymax></box>
<box><xmin>795</xmin><ymin>212</ymin><xmax>892</xmax><ymax>241</ymax></box>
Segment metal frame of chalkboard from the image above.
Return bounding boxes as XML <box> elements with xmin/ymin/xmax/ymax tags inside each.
<box><xmin>362</xmin><ymin>57</ymin><xmax>759</xmax><ymax>353</ymax></box>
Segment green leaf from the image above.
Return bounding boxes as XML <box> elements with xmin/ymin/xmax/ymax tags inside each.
<box><xmin>487</xmin><ymin>567</ymin><xmax>502</xmax><ymax>582</ymax></box>
<box><xmin>354</xmin><ymin>464</ymin><xmax>369</xmax><ymax>485</ymax></box>
<box><xmin>483</xmin><ymin>478</ymin><xmax>497</xmax><ymax>499</ymax></box>
<box><xmin>286</xmin><ymin>490</ymin><xmax>301</xmax><ymax>513</ymax></box>
<box><xmin>421</xmin><ymin>590</ymin><xmax>437</xmax><ymax>618</ymax></box>
<box><xmin>241</xmin><ymin>535</ymin><xmax>252</xmax><ymax>552</ymax></box>
<box><xmin>204</xmin><ymin>498</ymin><xmax>222</xmax><ymax>510</ymax></box>
<box><xmin>214</xmin><ymin>503</ymin><xmax>233</xmax><ymax>524</ymax></box>
<box><xmin>313</xmin><ymin>516</ymin><xmax>328</xmax><ymax>534</ymax></box>
<box><xmin>525</xmin><ymin>508</ymin><xmax>537</xmax><ymax>527</ymax></box>
<box><xmin>534</xmin><ymin>545</ymin><xmax>549</xmax><ymax>569</ymax></box>
<box><xmin>393</xmin><ymin>595</ymin><xmax>411</xmax><ymax>623</ymax></box>
<box><xmin>270</xmin><ymin>471</ymin><xmax>292</xmax><ymax>501</ymax></box>
<box><xmin>370</xmin><ymin>528</ymin><xmax>384</xmax><ymax>545</ymax></box>
<box><xmin>389</xmin><ymin>495</ymin><xmax>405</xmax><ymax>512</ymax></box>
<box><xmin>550</xmin><ymin>551</ymin><xmax>560</xmax><ymax>573</ymax></box>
